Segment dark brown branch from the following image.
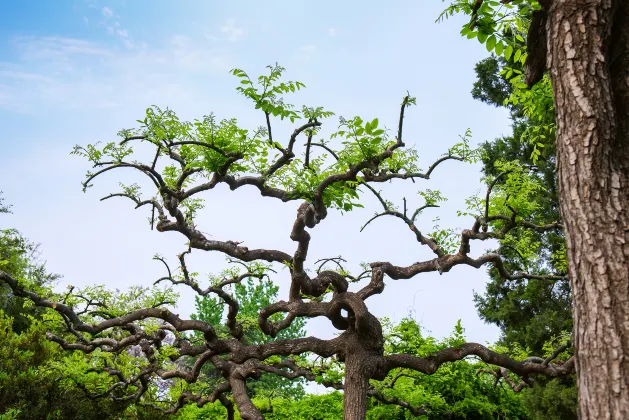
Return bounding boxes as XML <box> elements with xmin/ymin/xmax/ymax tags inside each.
<box><xmin>543</xmin><ymin>339</ymin><xmax>572</xmax><ymax>367</ymax></box>
<box><xmin>385</xmin><ymin>343</ymin><xmax>575</xmax><ymax>378</ymax></box>
<box><xmin>309</xmin><ymin>142</ymin><xmax>340</xmax><ymax>161</ymax></box>
<box><xmin>476</xmin><ymin>367</ymin><xmax>531</xmax><ymax>392</ymax></box>
<box><xmin>85</xmin><ymin>161</ymin><xmax>166</xmax><ymax>192</ymax></box>
<box><xmin>484</xmin><ymin>170</ymin><xmax>512</xmax><ymax>221</ymax></box>
<box><xmin>265</xmin><ymin>121</ymin><xmax>321</xmax><ymax>177</ymax></box>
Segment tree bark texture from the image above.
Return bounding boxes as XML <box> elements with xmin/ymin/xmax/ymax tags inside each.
<box><xmin>343</xmin><ymin>355</ymin><xmax>371</xmax><ymax>420</ymax></box>
<box><xmin>547</xmin><ymin>1</ymin><xmax>629</xmax><ymax>418</ymax></box>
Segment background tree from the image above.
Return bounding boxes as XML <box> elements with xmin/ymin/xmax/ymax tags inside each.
<box><xmin>470</xmin><ymin>52</ymin><xmax>576</xmax><ymax>418</ymax></box>
<box><xmin>191</xmin><ymin>275</ymin><xmax>307</xmax><ymax>401</ymax></box>
<box><xmin>178</xmin><ymin>318</ymin><xmax>529</xmax><ymax>419</ymax></box>
<box><xmin>0</xmin><ymin>204</ymin><xmax>164</xmax><ymax>419</ymax></box>
<box><xmin>442</xmin><ymin>0</ymin><xmax>629</xmax><ymax>417</ymax></box>
<box><xmin>0</xmin><ymin>65</ymin><xmax>574</xmax><ymax>419</ymax></box>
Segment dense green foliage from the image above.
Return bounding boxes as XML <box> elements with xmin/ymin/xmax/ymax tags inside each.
<box><xmin>191</xmin><ymin>275</ymin><xmax>307</xmax><ymax>400</ymax></box>
<box><xmin>0</xmin><ymin>312</ymin><xmax>137</xmax><ymax>420</ymax></box>
<box><xmin>176</xmin><ymin>318</ymin><xmax>529</xmax><ymax>419</ymax></box>
<box><xmin>470</xmin><ymin>53</ymin><xmax>575</xmax><ymax>420</ymax></box>
<box><xmin>0</xmin><ymin>8</ymin><xmax>579</xmax><ymax>414</ymax></box>
<box><xmin>439</xmin><ymin>1</ymin><xmax>577</xmax><ymax>418</ymax></box>
<box><xmin>471</xmin><ymin>54</ymin><xmax>570</xmax><ymax>356</ymax></box>
<box><xmin>0</xmin><ymin>223</ymin><xmax>149</xmax><ymax>419</ymax></box>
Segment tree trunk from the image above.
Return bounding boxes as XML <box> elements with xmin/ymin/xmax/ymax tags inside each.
<box><xmin>547</xmin><ymin>1</ymin><xmax>629</xmax><ymax>418</ymax></box>
<box><xmin>343</xmin><ymin>353</ymin><xmax>371</xmax><ymax>420</ymax></box>
<box><xmin>219</xmin><ymin>394</ymin><xmax>236</xmax><ymax>420</ymax></box>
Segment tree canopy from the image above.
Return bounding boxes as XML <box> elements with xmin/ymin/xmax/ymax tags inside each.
<box><xmin>441</xmin><ymin>0</ymin><xmax>629</xmax><ymax>418</ymax></box>
<box><xmin>0</xmin><ymin>59</ymin><xmax>574</xmax><ymax>419</ymax></box>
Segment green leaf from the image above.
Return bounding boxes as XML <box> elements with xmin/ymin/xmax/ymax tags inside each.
<box><xmin>486</xmin><ymin>35</ymin><xmax>496</xmax><ymax>52</ymax></box>
<box><xmin>495</xmin><ymin>41</ymin><xmax>504</xmax><ymax>56</ymax></box>
<box><xmin>505</xmin><ymin>45</ymin><xmax>513</xmax><ymax>60</ymax></box>
<box><xmin>513</xmin><ymin>49</ymin><xmax>522</xmax><ymax>63</ymax></box>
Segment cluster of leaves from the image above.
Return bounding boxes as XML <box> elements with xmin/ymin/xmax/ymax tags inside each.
<box><xmin>189</xmin><ymin>270</ymin><xmax>306</xmax><ymax>401</ymax></box>
<box><xmin>372</xmin><ymin>318</ymin><xmax>528</xmax><ymax>419</ymax></box>
<box><xmin>0</xmin><ymin>192</ymin><xmax>10</xmax><ymax>214</ymax></box>
<box><xmin>0</xmin><ymin>312</ymin><xmax>136</xmax><ymax>420</ymax></box>
<box><xmin>438</xmin><ymin>2</ymin><xmax>575</xmax><ymax>418</ymax></box>
<box><xmin>0</xmin><ymin>220</ymin><xmax>168</xmax><ymax>419</ymax></box>
<box><xmin>440</xmin><ymin>0</ymin><xmax>555</xmax><ymax>164</ymax></box>
<box><xmin>438</xmin><ymin>0</ymin><xmax>534</xmax><ymax>62</ymax></box>
<box><xmin>175</xmin><ymin>318</ymin><xmax>532</xmax><ymax>419</ymax></box>
<box><xmin>70</xmin><ymin>64</ymin><xmax>430</xmax><ymax>216</ymax></box>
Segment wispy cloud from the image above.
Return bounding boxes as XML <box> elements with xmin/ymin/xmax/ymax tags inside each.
<box><xmin>220</xmin><ymin>19</ymin><xmax>246</xmax><ymax>42</ymax></box>
<box><xmin>0</xmin><ymin>35</ymin><xmax>230</xmax><ymax>112</ymax></box>
<box><xmin>328</xmin><ymin>28</ymin><xmax>337</xmax><ymax>37</ymax></box>
<box><xmin>15</xmin><ymin>36</ymin><xmax>112</xmax><ymax>60</ymax></box>
<box><xmin>169</xmin><ymin>35</ymin><xmax>229</xmax><ymax>72</ymax></box>
<box><xmin>98</xmin><ymin>10</ymin><xmax>134</xmax><ymax>49</ymax></box>
<box><xmin>101</xmin><ymin>6</ymin><xmax>113</xmax><ymax>17</ymax></box>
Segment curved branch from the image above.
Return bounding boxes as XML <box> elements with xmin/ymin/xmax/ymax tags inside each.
<box><xmin>309</xmin><ymin>142</ymin><xmax>340</xmax><ymax>161</ymax></box>
<box><xmin>385</xmin><ymin>343</ymin><xmax>575</xmax><ymax>378</ymax></box>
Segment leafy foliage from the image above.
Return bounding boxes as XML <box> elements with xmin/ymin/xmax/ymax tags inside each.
<box><xmin>191</xmin><ymin>273</ymin><xmax>306</xmax><ymax>400</ymax></box>
<box><xmin>439</xmin><ymin>3</ymin><xmax>576</xmax><ymax>418</ymax></box>
<box><xmin>1</xmin><ymin>62</ymin><xmax>575</xmax><ymax>419</ymax></box>
<box><xmin>0</xmin><ymin>220</ymin><xmax>163</xmax><ymax>418</ymax></box>
<box><xmin>175</xmin><ymin>318</ymin><xmax>531</xmax><ymax>419</ymax></box>
<box><xmin>372</xmin><ymin>318</ymin><xmax>528</xmax><ymax>419</ymax></box>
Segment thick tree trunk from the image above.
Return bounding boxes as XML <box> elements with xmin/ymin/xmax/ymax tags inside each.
<box><xmin>343</xmin><ymin>352</ymin><xmax>371</xmax><ymax>420</ymax></box>
<box><xmin>341</xmin><ymin>320</ymin><xmax>385</xmax><ymax>420</ymax></box>
<box><xmin>546</xmin><ymin>1</ymin><xmax>629</xmax><ymax>418</ymax></box>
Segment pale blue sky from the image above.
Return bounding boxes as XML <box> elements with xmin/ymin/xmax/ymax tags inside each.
<box><xmin>0</xmin><ymin>1</ymin><xmax>511</xmax><ymax>344</ymax></box>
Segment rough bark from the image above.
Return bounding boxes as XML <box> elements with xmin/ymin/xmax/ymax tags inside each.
<box><xmin>546</xmin><ymin>1</ymin><xmax>629</xmax><ymax>418</ymax></box>
<box><xmin>343</xmin><ymin>354</ymin><xmax>371</xmax><ymax>420</ymax></box>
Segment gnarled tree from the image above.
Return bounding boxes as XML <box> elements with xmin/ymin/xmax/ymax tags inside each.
<box><xmin>0</xmin><ymin>65</ymin><xmax>575</xmax><ymax>419</ymax></box>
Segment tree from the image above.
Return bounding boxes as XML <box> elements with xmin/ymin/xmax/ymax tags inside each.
<box><xmin>191</xmin><ymin>276</ymin><xmax>306</xmax><ymax>400</ymax></box>
<box><xmin>179</xmin><ymin>317</ymin><xmax>530</xmax><ymax>419</ymax></box>
<box><xmin>471</xmin><ymin>54</ymin><xmax>570</xmax><ymax>357</ymax></box>
<box><xmin>0</xmin><ymin>64</ymin><xmax>575</xmax><ymax>419</ymax></box>
<box><xmin>441</xmin><ymin>1</ymin><xmax>629</xmax><ymax>417</ymax></box>
<box><xmin>0</xmin><ymin>211</ymin><xmax>160</xmax><ymax>419</ymax></box>
<box><xmin>471</xmin><ymin>53</ymin><xmax>576</xmax><ymax>419</ymax></box>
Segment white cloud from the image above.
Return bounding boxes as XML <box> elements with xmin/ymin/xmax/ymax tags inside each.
<box><xmin>83</xmin><ymin>16</ymin><xmax>89</xmax><ymax>24</ymax></box>
<box><xmin>220</xmin><ymin>19</ymin><xmax>246</xmax><ymax>42</ymax></box>
<box><xmin>0</xmin><ymin>35</ymin><xmax>230</xmax><ymax>112</ymax></box>
<box><xmin>117</xmin><ymin>29</ymin><xmax>128</xmax><ymax>37</ymax></box>
<box><xmin>328</xmin><ymin>27</ymin><xmax>336</xmax><ymax>37</ymax></box>
<box><xmin>169</xmin><ymin>35</ymin><xmax>229</xmax><ymax>72</ymax></box>
<box><xmin>15</xmin><ymin>36</ymin><xmax>112</xmax><ymax>59</ymax></box>
<box><xmin>101</xmin><ymin>6</ymin><xmax>113</xmax><ymax>17</ymax></box>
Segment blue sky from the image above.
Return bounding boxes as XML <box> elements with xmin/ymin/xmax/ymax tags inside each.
<box><xmin>0</xmin><ymin>1</ymin><xmax>512</xmax><ymax>345</ymax></box>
